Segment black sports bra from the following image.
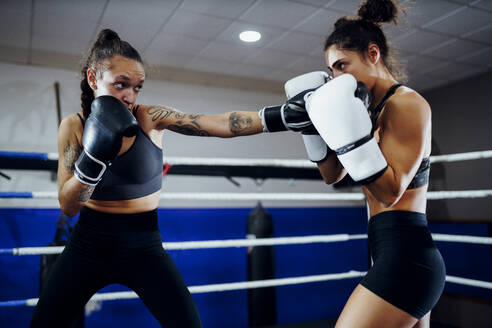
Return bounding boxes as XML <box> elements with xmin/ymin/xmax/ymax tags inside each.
<box><xmin>371</xmin><ymin>84</ymin><xmax>429</xmax><ymax>189</ymax></box>
<box><xmin>76</xmin><ymin>112</ymin><xmax>163</xmax><ymax>200</ymax></box>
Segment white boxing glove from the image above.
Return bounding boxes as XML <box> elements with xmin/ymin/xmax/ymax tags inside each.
<box><xmin>260</xmin><ymin>71</ymin><xmax>329</xmax><ymax>133</ymax></box>
<box><xmin>283</xmin><ymin>71</ymin><xmax>332</xmax><ymax>162</ymax></box>
<box><xmin>307</xmin><ymin>74</ymin><xmax>387</xmax><ymax>183</ymax></box>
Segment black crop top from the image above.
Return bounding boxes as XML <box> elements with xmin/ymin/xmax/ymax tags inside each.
<box><xmin>371</xmin><ymin>84</ymin><xmax>429</xmax><ymax>189</ymax></box>
<box><xmin>76</xmin><ymin>113</ymin><xmax>163</xmax><ymax>200</ymax></box>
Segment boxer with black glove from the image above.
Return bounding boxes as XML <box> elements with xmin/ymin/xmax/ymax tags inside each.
<box><xmin>74</xmin><ymin>96</ymin><xmax>139</xmax><ymax>186</ymax></box>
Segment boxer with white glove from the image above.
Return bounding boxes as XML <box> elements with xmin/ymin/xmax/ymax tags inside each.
<box><xmin>307</xmin><ymin>74</ymin><xmax>386</xmax><ymax>184</ymax></box>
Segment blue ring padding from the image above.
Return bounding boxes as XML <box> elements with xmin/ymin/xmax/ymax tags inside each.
<box><xmin>0</xmin><ymin>192</ymin><xmax>33</xmax><ymax>198</ymax></box>
<box><xmin>0</xmin><ymin>248</ymin><xmax>14</xmax><ymax>255</ymax></box>
<box><xmin>0</xmin><ymin>151</ymin><xmax>48</xmax><ymax>161</ymax></box>
<box><xmin>0</xmin><ymin>300</ymin><xmax>28</xmax><ymax>307</ymax></box>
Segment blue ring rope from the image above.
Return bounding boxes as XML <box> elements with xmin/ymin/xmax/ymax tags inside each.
<box><xmin>0</xmin><ymin>192</ymin><xmax>33</xmax><ymax>198</ymax></box>
<box><xmin>0</xmin><ymin>300</ymin><xmax>29</xmax><ymax>307</ymax></box>
<box><xmin>0</xmin><ymin>151</ymin><xmax>49</xmax><ymax>161</ymax></box>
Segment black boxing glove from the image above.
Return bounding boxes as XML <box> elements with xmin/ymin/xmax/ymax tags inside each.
<box><xmin>259</xmin><ymin>71</ymin><xmax>330</xmax><ymax>133</ymax></box>
<box><xmin>74</xmin><ymin>96</ymin><xmax>139</xmax><ymax>186</ymax></box>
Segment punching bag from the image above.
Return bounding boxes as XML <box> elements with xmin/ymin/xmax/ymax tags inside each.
<box><xmin>40</xmin><ymin>213</ymin><xmax>84</xmax><ymax>328</ymax></box>
<box><xmin>247</xmin><ymin>203</ymin><xmax>276</xmax><ymax>326</ymax></box>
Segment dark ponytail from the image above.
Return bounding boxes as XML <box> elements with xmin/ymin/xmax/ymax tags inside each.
<box><xmin>80</xmin><ymin>29</ymin><xmax>143</xmax><ymax>118</ymax></box>
<box><xmin>325</xmin><ymin>0</ymin><xmax>407</xmax><ymax>82</ymax></box>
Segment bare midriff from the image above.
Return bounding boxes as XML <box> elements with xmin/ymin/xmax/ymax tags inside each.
<box><xmin>364</xmin><ymin>184</ymin><xmax>428</xmax><ymax>217</ymax></box>
<box><xmin>85</xmin><ymin>190</ymin><xmax>161</xmax><ymax>214</ymax></box>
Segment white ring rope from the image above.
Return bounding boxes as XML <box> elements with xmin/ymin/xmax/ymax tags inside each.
<box><xmin>429</xmin><ymin>150</ymin><xmax>492</xmax><ymax>164</ymax></box>
<box><xmin>432</xmin><ymin>233</ymin><xmax>492</xmax><ymax>245</ymax></box>
<box><xmin>6</xmin><ymin>233</ymin><xmax>492</xmax><ymax>256</ymax></box>
<box><xmin>19</xmin><ymin>190</ymin><xmax>492</xmax><ymax>201</ymax></box>
<box><xmin>446</xmin><ymin>275</ymin><xmax>492</xmax><ymax>290</ymax></box>
<box><xmin>42</xmin><ymin>150</ymin><xmax>492</xmax><ymax>168</ymax></box>
<box><xmin>17</xmin><ymin>271</ymin><xmax>366</xmax><ymax>307</ymax></box>
<box><xmin>11</xmin><ymin>271</ymin><xmax>492</xmax><ymax>307</ymax></box>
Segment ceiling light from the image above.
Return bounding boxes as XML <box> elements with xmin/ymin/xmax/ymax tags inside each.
<box><xmin>239</xmin><ymin>30</ymin><xmax>261</xmax><ymax>43</ymax></box>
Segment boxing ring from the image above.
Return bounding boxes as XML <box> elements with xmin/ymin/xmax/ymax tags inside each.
<box><xmin>1</xmin><ymin>149</ymin><xmax>491</xmax><ymax>325</ymax></box>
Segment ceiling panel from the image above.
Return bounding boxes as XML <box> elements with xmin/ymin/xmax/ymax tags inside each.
<box><xmin>1</xmin><ymin>0</ymin><xmax>491</xmax><ymax>92</ymax></box>
<box><xmin>405</xmin><ymin>0</ymin><xmax>463</xmax><ymax>27</ymax></box>
<box><xmin>181</xmin><ymin>0</ymin><xmax>256</xmax><ymax>19</ymax></box>
<box><xmin>240</xmin><ymin>0</ymin><xmax>318</xmax><ymax>29</ymax></box>
<box><xmin>406</xmin><ymin>55</ymin><xmax>447</xmax><ymax>73</ymax></box>
<box><xmin>292</xmin><ymin>8</ymin><xmax>340</xmax><ymax>36</ymax></box>
<box><xmin>286</xmin><ymin>55</ymin><xmax>326</xmax><ymax>73</ymax></box>
<box><xmin>407</xmin><ymin>73</ymin><xmax>448</xmax><ymax>92</ymax></box>
<box><xmin>327</xmin><ymin>0</ymin><xmax>362</xmax><ymax>14</ymax></box>
<box><xmin>267</xmin><ymin>31</ymin><xmax>325</xmax><ymax>55</ymax></box>
<box><xmin>424</xmin><ymin>7</ymin><xmax>492</xmax><ymax>36</ymax></box>
<box><xmin>392</xmin><ymin>30</ymin><xmax>451</xmax><ymax>54</ymax></box>
<box><xmin>145</xmin><ymin>52</ymin><xmax>195</xmax><ymax>68</ymax></box>
<box><xmin>163</xmin><ymin>11</ymin><xmax>233</xmax><ymax>40</ymax></box>
<box><xmin>145</xmin><ymin>33</ymin><xmax>209</xmax><ymax>55</ymax></box>
<box><xmin>32</xmin><ymin>17</ymin><xmax>94</xmax><ymax>53</ymax></box>
<box><xmin>473</xmin><ymin>0</ymin><xmax>492</xmax><ymax>11</ymax></box>
<box><xmin>0</xmin><ymin>8</ymin><xmax>30</xmax><ymax>48</ymax></box>
<box><xmin>31</xmin><ymin>34</ymin><xmax>90</xmax><ymax>54</ymax></box>
<box><xmin>35</xmin><ymin>0</ymin><xmax>105</xmax><ymax>23</ymax></box>
<box><xmin>215</xmin><ymin>21</ymin><xmax>284</xmax><ymax>46</ymax></box>
<box><xmin>100</xmin><ymin>0</ymin><xmax>177</xmax><ymax>50</ymax></box>
<box><xmin>426</xmin><ymin>62</ymin><xmax>484</xmax><ymax>82</ymax></box>
<box><xmin>425</xmin><ymin>39</ymin><xmax>485</xmax><ymax>60</ymax></box>
<box><xmin>457</xmin><ymin>46</ymin><xmax>492</xmax><ymax>67</ymax></box>
<box><xmin>243</xmin><ymin>49</ymin><xmax>301</xmax><ymax>69</ymax></box>
<box><xmin>463</xmin><ymin>23</ymin><xmax>492</xmax><ymax>44</ymax></box>
<box><xmin>198</xmin><ymin>41</ymin><xmax>259</xmax><ymax>62</ymax></box>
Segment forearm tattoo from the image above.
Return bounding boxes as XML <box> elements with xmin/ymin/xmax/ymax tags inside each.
<box><xmin>78</xmin><ymin>185</ymin><xmax>95</xmax><ymax>202</ymax></box>
<box><xmin>63</xmin><ymin>142</ymin><xmax>82</xmax><ymax>172</ymax></box>
<box><xmin>229</xmin><ymin>112</ymin><xmax>253</xmax><ymax>135</ymax></box>
<box><xmin>167</xmin><ymin>121</ymin><xmax>210</xmax><ymax>136</ymax></box>
<box><xmin>147</xmin><ymin>106</ymin><xmax>210</xmax><ymax>136</ymax></box>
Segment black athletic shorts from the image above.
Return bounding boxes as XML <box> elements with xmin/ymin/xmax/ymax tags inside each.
<box><xmin>360</xmin><ymin>210</ymin><xmax>446</xmax><ymax>319</ymax></box>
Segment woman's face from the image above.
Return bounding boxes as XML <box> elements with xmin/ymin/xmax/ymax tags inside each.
<box><xmin>325</xmin><ymin>46</ymin><xmax>375</xmax><ymax>90</ymax></box>
<box><xmin>89</xmin><ymin>55</ymin><xmax>145</xmax><ymax>108</ymax></box>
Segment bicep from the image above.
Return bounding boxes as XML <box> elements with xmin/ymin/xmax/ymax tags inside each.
<box><xmin>136</xmin><ymin>104</ymin><xmax>189</xmax><ymax>131</ymax></box>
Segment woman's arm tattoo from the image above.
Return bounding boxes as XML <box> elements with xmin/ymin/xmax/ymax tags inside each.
<box><xmin>63</xmin><ymin>142</ymin><xmax>82</xmax><ymax>172</ymax></box>
<box><xmin>78</xmin><ymin>185</ymin><xmax>95</xmax><ymax>202</ymax></box>
<box><xmin>147</xmin><ymin>106</ymin><xmax>210</xmax><ymax>136</ymax></box>
<box><xmin>147</xmin><ymin>106</ymin><xmax>175</xmax><ymax>121</ymax></box>
<box><xmin>229</xmin><ymin>112</ymin><xmax>253</xmax><ymax>135</ymax></box>
<box><xmin>167</xmin><ymin>114</ymin><xmax>210</xmax><ymax>136</ymax></box>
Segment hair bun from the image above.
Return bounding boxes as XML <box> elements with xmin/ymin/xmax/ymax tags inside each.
<box><xmin>358</xmin><ymin>0</ymin><xmax>398</xmax><ymax>24</ymax></box>
<box><xmin>95</xmin><ymin>29</ymin><xmax>120</xmax><ymax>45</ymax></box>
<box><xmin>334</xmin><ymin>17</ymin><xmax>351</xmax><ymax>30</ymax></box>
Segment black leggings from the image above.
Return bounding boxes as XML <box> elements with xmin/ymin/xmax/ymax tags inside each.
<box><xmin>30</xmin><ymin>207</ymin><xmax>202</xmax><ymax>327</ymax></box>
<box><xmin>360</xmin><ymin>210</ymin><xmax>446</xmax><ymax>319</ymax></box>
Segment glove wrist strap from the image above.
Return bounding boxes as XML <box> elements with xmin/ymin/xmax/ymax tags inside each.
<box><xmin>74</xmin><ymin>150</ymin><xmax>107</xmax><ymax>185</ymax></box>
<box><xmin>260</xmin><ymin>106</ymin><xmax>288</xmax><ymax>132</ymax></box>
